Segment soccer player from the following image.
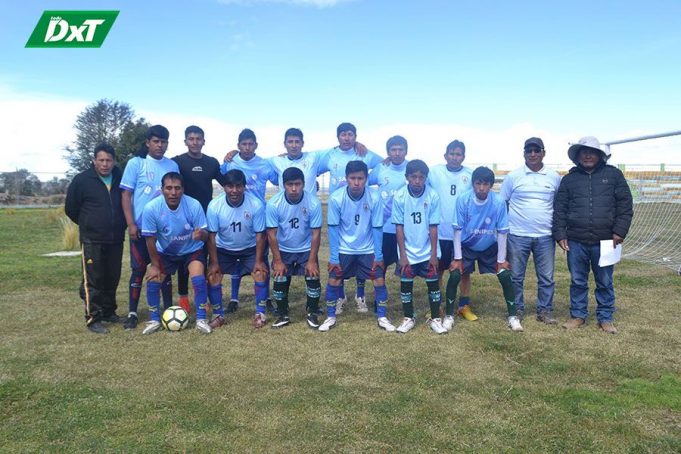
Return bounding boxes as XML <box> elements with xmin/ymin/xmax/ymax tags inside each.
<box><xmin>140</xmin><ymin>172</ymin><xmax>212</xmax><ymax>335</ymax></box>
<box><xmin>173</xmin><ymin>125</ymin><xmax>227</xmax><ymax>315</ymax></box>
<box><xmin>500</xmin><ymin>137</ymin><xmax>562</xmax><ymax>324</ymax></box>
<box><xmin>266</xmin><ymin>167</ymin><xmax>323</xmax><ymax>328</ymax></box>
<box><xmin>219</xmin><ymin>128</ymin><xmax>277</xmax><ymax>313</ymax></box>
<box><xmin>317</xmin><ymin>122</ymin><xmax>384</xmax><ymax>313</ymax></box>
<box><xmin>206</xmin><ymin>169</ymin><xmax>269</xmax><ymax>329</ymax></box>
<box><xmin>120</xmin><ymin>125</ymin><xmax>179</xmax><ymax>330</ymax></box>
<box><xmin>65</xmin><ymin>143</ymin><xmax>126</xmax><ymax>334</ymax></box>
<box><xmin>367</xmin><ymin>135</ymin><xmax>409</xmax><ymax>275</ymax></box>
<box><xmin>320</xmin><ymin>160</ymin><xmax>395</xmax><ymax>332</ymax></box>
<box><xmin>269</xmin><ymin>128</ymin><xmax>323</xmax><ymax>194</ymax></box>
<box><xmin>427</xmin><ymin>140</ymin><xmax>474</xmax><ymax>320</ymax></box>
<box><xmin>445</xmin><ymin>166</ymin><xmax>523</xmax><ymax>332</ymax></box>
<box><xmin>391</xmin><ymin>160</ymin><xmax>446</xmax><ymax>334</ymax></box>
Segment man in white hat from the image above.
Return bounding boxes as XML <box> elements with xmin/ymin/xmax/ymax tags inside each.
<box><xmin>552</xmin><ymin>136</ymin><xmax>633</xmax><ymax>333</ymax></box>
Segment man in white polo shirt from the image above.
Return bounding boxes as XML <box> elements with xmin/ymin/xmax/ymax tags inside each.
<box><xmin>500</xmin><ymin>137</ymin><xmax>562</xmax><ymax>324</ymax></box>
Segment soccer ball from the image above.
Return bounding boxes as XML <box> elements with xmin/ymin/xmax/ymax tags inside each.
<box><xmin>161</xmin><ymin>306</ymin><xmax>189</xmax><ymax>331</ymax></box>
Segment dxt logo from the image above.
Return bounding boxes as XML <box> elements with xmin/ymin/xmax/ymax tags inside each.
<box><xmin>26</xmin><ymin>11</ymin><xmax>119</xmax><ymax>48</ymax></box>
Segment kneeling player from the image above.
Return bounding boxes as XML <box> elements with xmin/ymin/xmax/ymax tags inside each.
<box><xmin>266</xmin><ymin>167</ymin><xmax>323</xmax><ymax>328</ymax></box>
<box><xmin>320</xmin><ymin>160</ymin><xmax>395</xmax><ymax>332</ymax></box>
<box><xmin>206</xmin><ymin>169</ymin><xmax>269</xmax><ymax>329</ymax></box>
<box><xmin>392</xmin><ymin>159</ymin><xmax>446</xmax><ymax>334</ymax></box>
<box><xmin>141</xmin><ymin>172</ymin><xmax>212</xmax><ymax>334</ymax></box>
<box><xmin>446</xmin><ymin>166</ymin><xmax>523</xmax><ymax>332</ymax></box>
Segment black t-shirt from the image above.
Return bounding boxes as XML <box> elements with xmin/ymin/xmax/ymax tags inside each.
<box><xmin>172</xmin><ymin>153</ymin><xmax>227</xmax><ymax>211</ymax></box>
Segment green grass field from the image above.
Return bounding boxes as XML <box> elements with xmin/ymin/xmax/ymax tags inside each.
<box><xmin>1</xmin><ymin>208</ymin><xmax>680</xmax><ymax>453</ymax></box>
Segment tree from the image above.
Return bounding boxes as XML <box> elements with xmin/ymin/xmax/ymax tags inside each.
<box><xmin>41</xmin><ymin>176</ymin><xmax>70</xmax><ymax>196</ymax></box>
<box><xmin>0</xmin><ymin>169</ymin><xmax>42</xmax><ymax>196</ymax></box>
<box><xmin>64</xmin><ymin>99</ymin><xmax>150</xmax><ymax>173</ymax></box>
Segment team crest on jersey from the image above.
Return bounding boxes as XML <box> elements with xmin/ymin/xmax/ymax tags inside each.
<box><xmin>363</xmin><ymin>202</ymin><xmax>369</xmax><ymax>211</ymax></box>
<box><xmin>144</xmin><ymin>186</ymin><xmax>151</xmax><ymax>194</ymax></box>
<box><xmin>184</xmin><ymin>223</ymin><xmax>191</xmax><ymax>230</ymax></box>
<box><xmin>485</xmin><ymin>217</ymin><xmax>492</xmax><ymax>225</ymax></box>
<box><xmin>251</xmin><ymin>174</ymin><xmax>258</xmax><ymax>181</ymax></box>
<box><xmin>302</xmin><ymin>207</ymin><xmax>309</xmax><ymax>218</ymax></box>
<box><xmin>244</xmin><ymin>211</ymin><xmax>252</xmax><ymax>220</ymax></box>
<box><xmin>424</xmin><ymin>201</ymin><xmax>429</xmax><ymax>209</ymax></box>
<box><xmin>462</xmin><ymin>176</ymin><xmax>469</xmax><ymax>184</ymax></box>
<box><xmin>163</xmin><ymin>225</ymin><xmax>172</xmax><ymax>235</ymax></box>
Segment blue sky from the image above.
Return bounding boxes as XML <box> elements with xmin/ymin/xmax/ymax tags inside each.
<box><xmin>2</xmin><ymin>0</ymin><xmax>681</xmax><ymax>177</ymax></box>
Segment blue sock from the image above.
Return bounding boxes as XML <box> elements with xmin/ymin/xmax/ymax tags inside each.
<box><xmin>208</xmin><ymin>284</ymin><xmax>224</xmax><ymax>317</ymax></box>
<box><xmin>231</xmin><ymin>274</ymin><xmax>241</xmax><ymax>301</ymax></box>
<box><xmin>338</xmin><ymin>282</ymin><xmax>346</xmax><ymax>300</ymax></box>
<box><xmin>161</xmin><ymin>274</ymin><xmax>173</xmax><ymax>309</ymax></box>
<box><xmin>356</xmin><ymin>278</ymin><xmax>365</xmax><ymax>298</ymax></box>
<box><xmin>325</xmin><ymin>284</ymin><xmax>340</xmax><ymax>317</ymax></box>
<box><xmin>459</xmin><ymin>296</ymin><xmax>470</xmax><ymax>309</ymax></box>
<box><xmin>147</xmin><ymin>281</ymin><xmax>162</xmax><ymax>321</ymax></box>
<box><xmin>374</xmin><ymin>285</ymin><xmax>388</xmax><ymax>318</ymax></box>
<box><xmin>191</xmin><ymin>275</ymin><xmax>208</xmax><ymax>320</ymax></box>
<box><xmin>254</xmin><ymin>281</ymin><xmax>268</xmax><ymax>314</ymax></box>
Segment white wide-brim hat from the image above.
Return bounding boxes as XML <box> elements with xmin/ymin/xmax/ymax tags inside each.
<box><xmin>567</xmin><ymin>136</ymin><xmax>608</xmax><ymax>164</ymax></box>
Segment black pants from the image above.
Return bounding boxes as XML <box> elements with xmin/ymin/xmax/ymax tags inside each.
<box><xmin>80</xmin><ymin>242</ymin><xmax>124</xmax><ymax>325</ymax></box>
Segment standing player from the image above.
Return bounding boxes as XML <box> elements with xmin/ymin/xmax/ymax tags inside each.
<box><xmin>220</xmin><ymin>128</ymin><xmax>277</xmax><ymax>312</ymax></box>
<box><xmin>266</xmin><ymin>167</ymin><xmax>323</xmax><ymax>328</ymax></box>
<box><xmin>173</xmin><ymin>125</ymin><xmax>227</xmax><ymax>314</ymax></box>
<box><xmin>269</xmin><ymin>128</ymin><xmax>323</xmax><ymax>194</ymax></box>
<box><xmin>446</xmin><ymin>167</ymin><xmax>523</xmax><ymax>332</ymax></box>
<box><xmin>427</xmin><ymin>140</ymin><xmax>474</xmax><ymax>320</ymax></box>
<box><xmin>140</xmin><ymin>172</ymin><xmax>212</xmax><ymax>335</ymax></box>
<box><xmin>120</xmin><ymin>125</ymin><xmax>179</xmax><ymax>330</ymax></box>
<box><xmin>206</xmin><ymin>170</ymin><xmax>268</xmax><ymax>329</ymax></box>
<box><xmin>317</xmin><ymin>122</ymin><xmax>384</xmax><ymax>313</ymax></box>
<box><xmin>392</xmin><ymin>160</ymin><xmax>446</xmax><ymax>334</ymax></box>
<box><xmin>319</xmin><ymin>161</ymin><xmax>395</xmax><ymax>332</ymax></box>
<box><xmin>65</xmin><ymin>143</ymin><xmax>126</xmax><ymax>334</ymax></box>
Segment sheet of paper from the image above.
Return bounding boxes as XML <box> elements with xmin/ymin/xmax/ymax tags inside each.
<box><xmin>599</xmin><ymin>240</ymin><xmax>622</xmax><ymax>266</ymax></box>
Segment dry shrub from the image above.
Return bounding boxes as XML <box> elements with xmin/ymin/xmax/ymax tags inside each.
<box><xmin>59</xmin><ymin>215</ymin><xmax>79</xmax><ymax>250</ymax></box>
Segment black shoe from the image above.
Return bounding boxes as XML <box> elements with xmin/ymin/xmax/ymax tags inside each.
<box><xmin>516</xmin><ymin>309</ymin><xmax>525</xmax><ymax>321</ymax></box>
<box><xmin>226</xmin><ymin>300</ymin><xmax>239</xmax><ymax>314</ymax></box>
<box><xmin>306</xmin><ymin>313</ymin><xmax>320</xmax><ymax>329</ymax></box>
<box><xmin>537</xmin><ymin>310</ymin><xmax>558</xmax><ymax>325</ymax></box>
<box><xmin>88</xmin><ymin>322</ymin><xmax>109</xmax><ymax>334</ymax></box>
<box><xmin>123</xmin><ymin>314</ymin><xmax>138</xmax><ymax>330</ymax></box>
<box><xmin>266</xmin><ymin>299</ymin><xmax>278</xmax><ymax>315</ymax></box>
<box><xmin>271</xmin><ymin>315</ymin><xmax>290</xmax><ymax>328</ymax></box>
<box><xmin>101</xmin><ymin>313</ymin><xmax>121</xmax><ymax>323</ymax></box>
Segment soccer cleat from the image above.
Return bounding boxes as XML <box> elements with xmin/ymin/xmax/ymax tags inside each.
<box><xmin>123</xmin><ymin>313</ymin><xmax>138</xmax><ymax>330</ymax></box>
<box><xmin>101</xmin><ymin>313</ymin><xmax>121</xmax><ymax>323</ymax></box>
<box><xmin>442</xmin><ymin>315</ymin><xmax>455</xmax><ymax>331</ymax></box>
<box><xmin>209</xmin><ymin>315</ymin><xmax>225</xmax><ymax>329</ymax></box>
<box><xmin>318</xmin><ymin>317</ymin><xmax>337</xmax><ymax>332</ymax></box>
<box><xmin>536</xmin><ymin>310</ymin><xmax>558</xmax><ymax>325</ymax></box>
<box><xmin>252</xmin><ymin>313</ymin><xmax>266</xmax><ymax>329</ymax></box>
<box><xmin>356</xmin><ymin>296</ymin><xmax>368</xmax><ymax>313</ymax></box>
<box><xmin>335</xmin><ymin>296</ymin><xmax>347</xmax><ymax>315</ymax></box>
<box><xmin>457</xmin><ymin>305</ymin><xmax>478</xmax><ymax>321</ymax></box>
<box><xmin>598</xmin><ymin>321</ymin><xmax>617</xmax><ymax>334</ymax></box>
<box><xmin>396</xmin><ymin>317</ymin><xmax>415</xmax><ymax>334</ymax></box>
<box><xmin>427</xmin><ymin>317</ymin><xmax>448</xmax><ymax>335</ymax></box>
<box><xmin>562</xmin><ymin>318</ymin><xmax>585</xmax><ymax>330</ymax></box>
<box><xmin>508</xmin><ymin>316</ymin><xmax>524</xmax><ymax>332</ymax></box>
<box><xmin>377</xmin><ymin>317</ymin><xmax>396</xmax><ymax>332</ymax></box>
<box><xmin>142</xmin><ymin>320</ymin><xmax>162</xmax><ymax>335</ymax></box>
<box><xmin>196</xmin><ymin>319</ymin><xmax>213</xmax><ymax>334</ymax></box>
<box><xmin>271</xmin><ymin>315</ymin><xmax>290</xmax><ymax>328</ymax></box>
<box><xmin>306</xmin><ymin>313</ymin><xmax>320</xmax><ymax>329</ymax></box>
<box><xmin>87</xmin><ymin>322</ymin><xmax>109</xmax><ymax>334</ymax></box>
<box><xmin>226</xmin><ymin>299</ymin><xmax>239</xmax><ymax>314</ymax></box>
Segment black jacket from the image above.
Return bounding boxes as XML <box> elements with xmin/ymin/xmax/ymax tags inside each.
<box><xmin>65</xmin><ymin>166</ymin><xmax>126</xmax><ymax>244</ymax></box>
<box><xmin>552</xmin><ymin>161</ymin><xmax>633</xmax><ymax>245</ymax></box>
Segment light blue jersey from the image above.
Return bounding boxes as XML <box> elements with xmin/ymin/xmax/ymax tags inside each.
<box><xmin>269</xmin><ymin>152</ymin><xmax>322</xmax><ymax>194</ymax></box>
<box><xmin>266</xmin><ymin>191</ymin><xmax>322</xmax><ymax>253</ymax></box>
<box><xmin>141</xmin><ymin>195</ymin><xmax>207</xmax><ymax>256</ymax></box>
<box><xmin>454</xmin><ymin>190</ymin><xmax>509</xmax><ymax>252</ymax></box>
<box><xmin>206</xmin><ymin>192</ymin><xmax>265</xmax><ymax>251</ymax></box>
<box><xmin>220</xmin><ymin>154</ymin><xmax>277</xmax><ymax>203</ymax></box>
<box><xmin>368</xmin><ymin>161</ymin><xmax>408</xmax><ymax>234</ymax></box>
<box><xmin>120</xmin><ymin>156</ymin><xmax>179</xmax><ymax>226</ymax></box>
<box><xmin>328</xmin><ymin>187</ymin><xmax>383</xmax><ymax>255</ymax></box>
<box><xmin>317</xmin><ymin>147</ymin><xmax>384</xmax><ymax>193</ymax></box>
<box><xmin>392</xmin><ymin>185</ymin><xmax>441</xmax><ymax>264</ymax></box>
<box><xmin>427</xmin><ymin>164</ymin><xmax>473</xmax><ymax>241</ymax></box>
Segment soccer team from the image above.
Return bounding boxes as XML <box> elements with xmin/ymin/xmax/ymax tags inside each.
<box><xmin>65</xmin><ymin>122</ymin><xmax>634</xmax><ymax>336</ymax></box>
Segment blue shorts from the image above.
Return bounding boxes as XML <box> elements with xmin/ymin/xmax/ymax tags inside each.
<box><xmin>331</xmin><ymin>253</ymin><xmax>384</xmax><ymax>281</ymax></box>
<box><xmin>129</xmin><ymin>236</ymin><xmax>151</xmax><ymax>271</ymax></box>
<box><xmin>438</xmin><ymin>239</ymin><xmax>454</xmax><ymax>272</ymax></box>
<box><xmin>382</xmin><ymin>233</ymin><xmax>399</xmax><ymax>269</ymax></box>
<box><xmin>463</xmin><ymin>243</ymin><xmax>498</xmax><ymax>275</ymax></box>
<box><xmin>217</xmin><ymin>246</ymin><xmax>260</xmax><ymax>276</ymax></box>
<box><xmin>396</xmin><ymin>260</ymin><xmax>439</xmax><ymax>279</ymax></box>
<box><xmin>278</xmin><ymin>251</ymin><xmax>312</xmax><ymax>277</ymax></box>
<box><xmin>159</xmin><ymin>249</ymin><xmax>206</xmax><ymax>276</ymax></box>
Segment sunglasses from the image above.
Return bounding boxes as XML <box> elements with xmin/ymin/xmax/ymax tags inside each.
<box><xmin>524</xmin><ymin>148</ymin><xmax>543</xmax><ymax>154</ymax></box>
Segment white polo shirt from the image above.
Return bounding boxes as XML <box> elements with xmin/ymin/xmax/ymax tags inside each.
<box><xmin>500</xmin><ymin>165</ymin><xmax>562</xmax><ymax>237</ymax></box>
